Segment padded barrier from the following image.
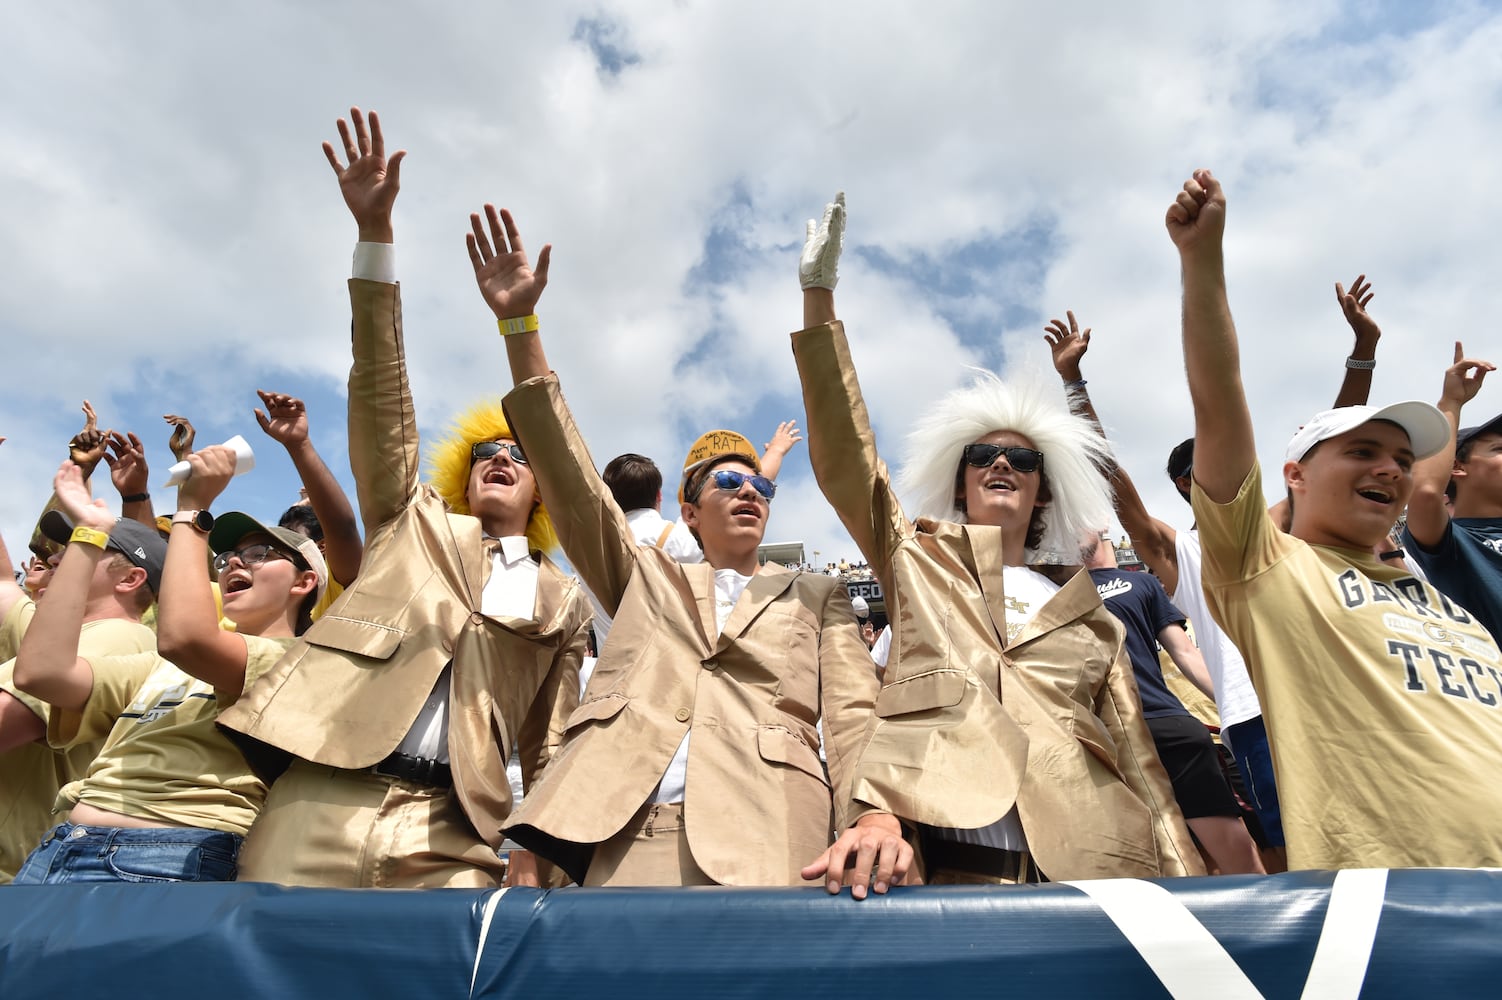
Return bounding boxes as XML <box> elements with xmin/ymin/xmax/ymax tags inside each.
<box><xmin>3</xmin><ymin>869</ymin><xmax>1499</xmax><ymax>998</ymax></box>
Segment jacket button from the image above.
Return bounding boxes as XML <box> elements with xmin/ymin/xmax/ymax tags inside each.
<box><xmin>441</xmin><ymin>639</ymin><xmax>454</xmax><ymax>654</ymax></box>
<box><xmin>703</xmin><ymin>659</ymin><xmax>716</xmax><ymax>671</ymax></box>
<box><xmin>471</xmin><ymin>613</ymin><xmax>485</xmax><ymax>625</ymax></box>
<box><xmin>675</xmin><ymin>708</ymin><xmax>691</xmax><ymax>723</ymax></box>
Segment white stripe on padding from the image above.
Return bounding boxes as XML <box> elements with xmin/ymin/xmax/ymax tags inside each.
<box><xmin>469</xmin><ymin>887</ymin><xmax>508</xmax><ymax>998</ymax></box>
<box><xmin>1299</xmin><ymin>868</ymin><xmax>1388</xmax><ymax>1000</ymax></box>
<box><xmin>1063</xmin><ymin>878</ymin><xmax>1263</xmax><ymax>999</ymax></box>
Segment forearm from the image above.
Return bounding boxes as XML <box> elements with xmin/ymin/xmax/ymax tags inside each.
<box><xmin>502</xmin><ymin>329</ymin><xmax>550</xmax><ymax>387</ymax></box>
<box><xmin>1406</xmin><ymin>397</ymin><xmax>1461</xmax><ymax>545</ymax></box>
<box><xmin>760</xmin><ymin>448</ymin><xmax>789</xmax><ymax>481</ymax></box>
<box><xmin>1332</xmin><ymin>329</ymin><xmax>1380</xmax><ymax>409</ymax></box>
<box><xmin>155</xmin><ymin>523</ymin><xmax>248</xmax><ymax>690</ymax></box>
<box><xmin>1181</xmin><ymin>252</ymin><xmax>1255</xmax><ymax>502</ymax></box>
<box><xmin>347</xmin><ymin>278</ymin><xmax>420</xmax><ymax>534</ymax></box>
<box><xmin>120</xmin><ymin>497</ymin><xmax>156</xmax><ymax>529</ymax></box>
<box><xmin>804</xmin><ymin>287</ymin><xmax>836</xmax><ymax>328</ymax></box>
<box><xmin>1160</xmin><ymin>627</ymin><xmax>1216</xmax><ymax>700</ymax></box>
<box><xmin>13</xmin><ymin>543</ymin><xmax>97</xmax><ymax>710</ymax></box>
<box><xmin>284</xmin><ymin>439</ymin><xmax>363</xmax><ymax>585</ymax></box>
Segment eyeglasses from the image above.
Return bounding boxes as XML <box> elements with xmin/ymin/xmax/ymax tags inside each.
<box><xmin>212</xmin><ymin>543</ymin><xmax>295</xmax><ymax>576</ymax></box>
<box><xmin>962</xmin><ymin>443</ymin><xmax>1044</xmax><ymax>474</ymax></box>
<box><xmin>696</xmin><ymin>469</ymin><xmax>777</xmax><ymax>502</ymax></box>
<box><xmin>471</xmin><ymin>441</ymin><xmax>527</xmax><ymax>465</ymax></box>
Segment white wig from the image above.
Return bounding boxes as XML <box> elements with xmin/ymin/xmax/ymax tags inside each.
<box><xmin>896</xmin><ymin>366</ymin><xmax>1115</xmax><ymax>562</ymax></box>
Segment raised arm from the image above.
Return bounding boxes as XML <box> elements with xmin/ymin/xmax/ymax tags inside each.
<box><xmin>155</xmin><ymin>447</ymin><xmax>252</xmax><ymax>692</ymax></box>
<box><xmin>1406</xmin><ymin>342</ymin><xmax>1495</xmax><ymax>548</ymax></box>
<box><xmin>1331</xmin><ymin>275</ymin><xmax>1381</xmax><ymax>408</ymax></box>
<box><xmin>30</xmin><ymin>403</ymin><xmax>109</xmax><ymax>556</ymax></box>
<box><xmin>254</xmin><ymin>390</ymin><xmax>363</xmax><ymax>586</ymax></box>
<box><xmin>13</xmin><ymin>463</ymin><xmax>113</xmax><ymax>711</ymax></box>
<box><xmin>325</xmin><ymin>107</ymin><xmax>416</xmax><ymax>534</ymax></box>
<box><xmin>163</xmin><ymin>414</ymin><xmax>197</xmax><ymax>463</ymax></box>
<box><xmin>1168</xmin><ymin>170</ymin><xmax>1252</xmax><ymax>503</ymax></box>
<box><xmin>1045</xmin><ymin>314</ymin><xmax>1181</xmax><ymax>593</ymax></box>
<box><xmin>759</xmin><ymin>421</ymin><xmax>803</xmax><ymax>481</ymax></box>
<box><xmin>104</xmin><ymin>431</ymin><xmax>156</xmax><ymax>528</ymax></box>
<box><xmin>468</xmin><ymin>203</ymin><xmax>553</xmax><ymax>386</ymax></box>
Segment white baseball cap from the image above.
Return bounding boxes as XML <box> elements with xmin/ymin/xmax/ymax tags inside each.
<box><xmin>850</xmin><ymin>595</ymin><xmax>869</xmax><ymax>618</ymax></box>
<box><xmin>1284</xmin><ymin>402</ymin><xmax>1450</xmax><ymax>464</ymax></box>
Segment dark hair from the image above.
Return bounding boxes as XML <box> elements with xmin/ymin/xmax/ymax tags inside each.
<box><xmin>603</xmin><ymin>453</ymin><xmax>662</xmax><ymax>513</ymax></box>
<box><xmin>278</xmin><ymin>504</ymin><xmax>323</xmax><ymax>544</ymax></box>
<box><xmin>1166</xmin><ymin>438</ymin><xmax>1194</xmax><ymax>501</ymax></box>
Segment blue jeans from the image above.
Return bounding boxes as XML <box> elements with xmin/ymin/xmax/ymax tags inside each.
<box><xmin>1222</xmin><ymin>716</ymin><xmax>1285</xmax><ymax>848</ymax></box>
<box><xmin>12</xmin><ymin>822</ymin><xmax>242</xmax><ymax>884</ymax></box>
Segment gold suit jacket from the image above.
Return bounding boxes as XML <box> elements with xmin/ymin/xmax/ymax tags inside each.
<box><xmin>792</xmin><ymin>320</ymin><xmax>1202</xmax><ymax>880</ymax></box>
<box><xmin>499</xmin><ymin>374</ymin><xmax>880</xmax><ymax>886</ymax></box>
<box><xmin>218</xmin><ymin>280</ymin><xmax>590</xmax><ymax>850</ymax></box>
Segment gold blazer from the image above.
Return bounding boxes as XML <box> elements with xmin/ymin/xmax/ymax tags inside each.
<box><xmin>499</xmin><ymin>374</ymin><xmax>880</xmax><ymax>886</ymax></box>
<box><xmin>792</xmin><ymin>320</ymin><xmax>1202</xmax><ymax>879</ymax></box>
<box><xmin>218</xmin><ymin>280</ymin><xmax>590</xmax><ymax>850</ymax></box>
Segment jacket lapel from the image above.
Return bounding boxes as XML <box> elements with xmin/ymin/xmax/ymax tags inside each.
<box><xmin>714</xmin><ymin>565</ymin><xmax>799</xmax><ymax>652</ymax></box>
<box><xmin>683</xmin><ymin>562</ymin><xmax>718</xmax><ymax>649</ymax></box>
<box><xmin>1008</xmin><ymin>564</ymin><xmax>1098</xmax><ymax>648</ymax></box>
<box><xmin>961</xmin><ymin>524</ymin><xmax>1010</xmax><ymax>697</ymax></box>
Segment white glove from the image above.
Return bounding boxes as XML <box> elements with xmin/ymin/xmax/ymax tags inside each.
<box><xmin>799</xmin><ymin>191</ymin><xmax>846</xmax><ymax>290</ymax></box>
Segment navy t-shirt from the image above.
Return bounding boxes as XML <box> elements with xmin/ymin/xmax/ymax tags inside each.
<box><xmin>1090</xmin><ymin>567</ymin><xmax>1190</xmax><ymax>719</ymax></box>
<box><xmin>1403</xmin><ymin>518</ymin><xmax>1502</xmax><ymax>644</ymax></box>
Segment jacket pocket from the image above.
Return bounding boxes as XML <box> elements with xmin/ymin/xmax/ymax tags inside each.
<box><xmin>564</xmin><ymin>693</ymin><xmax>628</xmax><ymax>732</ymax></box>
<box><xmin>756</xmin><ymin>725</ymin><xmax>828</xmax><ymax>782</ymax></box>
<box><xmin>303</xmin><ymin>616</ymin><xmax>405</xmax><ymax>660</ymax></box>
<box><xmin>874</xmin><ymin>669</ymin><xmax>967</xmax><ymax>718</ymax></box>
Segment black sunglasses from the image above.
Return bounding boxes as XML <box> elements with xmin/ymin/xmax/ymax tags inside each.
<box><xmin>961</xmin><ymin>443</ymin><xmax>1044</xmax><ymax>474</ymax></box>
<box><xmin>471</xmin><ymin>441</ymin><xmax>528</xmax><ymax>465</ymax></box>
<box><xmin>696</xmin><ymin>469</ymin><xmax>777</xmax><ymax>502</ymax></box>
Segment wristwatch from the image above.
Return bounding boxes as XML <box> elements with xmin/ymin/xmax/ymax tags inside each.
<box><xmin>172</xmin><ymin>509</ymin><xmax>215</xmax><ymax>533</ymax></box>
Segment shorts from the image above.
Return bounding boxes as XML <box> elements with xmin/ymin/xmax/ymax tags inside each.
<box><xmin>1221</xmin><ymin>715</ymin><xmax>1285</xmax><ymax>847</ymax></box>
<box><xmin>1145</xmin><ymin>714</ymin><xmax>1242</xmax><ymax>819</ymax></box>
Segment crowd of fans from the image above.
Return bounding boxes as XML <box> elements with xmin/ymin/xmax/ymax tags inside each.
<box><xmin>3</xmin><ymin>107</ymin><xmax>1501</xmax><ymax>894</ymax></box>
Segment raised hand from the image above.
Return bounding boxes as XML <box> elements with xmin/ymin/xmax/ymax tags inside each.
<box><xmin>1440</xmin><ymin>341</ymin><xmax>1496</xmax><ymax>408</ymax></box>
<box><xmin>104</xmin><ymin>431</ymin><xmax>149</xmax><ymax>498</ymax></box>
<box><xmin>764</xmin><ymin>420</ymin><xmax>804</xmax><ymax>457</ymax></box>
<box><xmin>53</xmin><ymin>461</ymin><xmax>113</xmax><ymax>531</ymax></box>
<box><xmin>1044</xmin><ymin>311</ymin><xmax>1091</xmax><ymax>381</ymax></box>
<box><xmin>253</xmin><ymin>390</ymin><xmax>310</xmax><ymax>447</ymax></box>
<box><xmin>163</xmin><ymin>414</ymin><xmax>196</xmax><ymax>462</ymax></box>
<box><xmin>467</xmin><ymin>204</ymin><xmax>551</xmax><ymax>320</ymax></box>
<box><xmin>177</xmin><ymin>446</ymin><xmax>239</xmax><ymax>511</ymax></box>
<box><xmin>1335</xmin><ymin>275</ymin><xmax>1381</xmax><ymax>344</ymax></box>
<box><xmin>1165</xmin><ymin>169</ymin><xmax>1226</xmax><ymax>256</ymax></box>
<box><xmin>323</xmin><ymin>107</ymin><xmax>406</xmax><ymax>242</ymax></box>
<box><xmin>800</xmin><ymin>192</ymin><xmax>846</xmax><ymax>290</ymax></box>
<box><xmin>67</xmin><ymin>400</ymin><xmax>109</xmax><ymax>476</ymax></box>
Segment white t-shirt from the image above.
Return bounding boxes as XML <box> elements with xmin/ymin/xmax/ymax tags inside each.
<box><xmin>1172</xmin><ymin>530</ymin><xmax>1261</xmax><ymax>729</ymax></box>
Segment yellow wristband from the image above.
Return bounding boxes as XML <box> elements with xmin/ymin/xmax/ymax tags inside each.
<box><xmin>69</xmin><ymin>526</ymin><xmax>111</xmax><ymax>550</ymax></box>
<box><xmin>497</xmin><ymin>314</ymin><xmax>540</xmax><ymax>337</ymax></box>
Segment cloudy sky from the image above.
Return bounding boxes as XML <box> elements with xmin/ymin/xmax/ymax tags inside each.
<box><xmin>4</xmin><ymin>1</ymin><xmax>1499</xmax><ymax>573</ymax></box>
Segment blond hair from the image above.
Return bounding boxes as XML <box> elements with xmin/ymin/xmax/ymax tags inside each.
<box><xmin>425</xmin><ymin>399</ymin><xmax>559</xmax><ymax>553</ymax></box>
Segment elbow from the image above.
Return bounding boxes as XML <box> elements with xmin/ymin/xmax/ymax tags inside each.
<box><xmin>156</xmin><ymin>628</ymin><xmax>213</xmax><ymax>669</ymax></box>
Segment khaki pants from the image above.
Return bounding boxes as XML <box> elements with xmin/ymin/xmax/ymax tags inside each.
<box><xmin>237</xmin><ymin>760</ymin><xmax>503</xmax><ymax>889</ymax></box>
<box><xmin>583</xmin><ymin>801</ymin><xmax>714</xmax><ymax>887</ymax></box>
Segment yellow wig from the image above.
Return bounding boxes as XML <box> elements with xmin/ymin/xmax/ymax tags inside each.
<box><xmin>424</xmin><ymin>399</ymin><xmax>559</xmax><ymax>554</ymax></box>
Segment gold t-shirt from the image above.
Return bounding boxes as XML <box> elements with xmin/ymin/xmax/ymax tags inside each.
<box><xmin>0</xmin><ymin>602</ymin><xmax>156</xmax><ymax>881</ymax></box>
<box><xmin>1194</xmin><ymin>462</ymin><xmax>1502</xmax><ymax>870</ymax></box>
<box><xmin>50</xmin><ymin>633</ymin><xmax>294</xmax><ymax>836</ymax></box>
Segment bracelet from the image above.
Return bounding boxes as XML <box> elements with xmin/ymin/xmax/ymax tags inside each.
<box><xmin>69</xmin><ymin>526</ymin><xmax>111</xmax><ymax>550</ymax></box>
<box><xmin>497</xmin><ymin>314</ymin><xmax>540</xmax><ymax>337</ymax></box>
<box><xmin>1063</xmin><ymin>378</ymin><xmax>1087</xmax><ymax>388</ymax></box>
<box><xmin>120</xmin><ymin>492</ymin><xmax>150</xmax><ymax>503</ymax></box>
<box><xmin>1345</xmin><ymin>356</ymin><xmax>1376</xmax><ymax>371</ymax></box>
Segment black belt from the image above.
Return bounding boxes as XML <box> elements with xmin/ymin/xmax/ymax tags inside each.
<box><xmin>373</xmin><ymin>752</ymin><xmax>452</xmax><ymax>789</ymax></box>
<box><xmin>920</xmin><ymin>836</ymin><xmax>1042</xmax><ymax>883</ymax></box>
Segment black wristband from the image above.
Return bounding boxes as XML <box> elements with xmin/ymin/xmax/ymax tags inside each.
<box><xmin>121</xmin><ymin>492</ymin><xmax>150</xmax><ymax>503</ymax></box>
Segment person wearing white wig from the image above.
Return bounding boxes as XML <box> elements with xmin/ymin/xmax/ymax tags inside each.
<box><xmin>790</xmin><ymin>192</ymin><xmax>1201</xmax><ymax>884</ymax></box>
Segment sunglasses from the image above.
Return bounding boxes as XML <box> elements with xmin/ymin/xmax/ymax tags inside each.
<box><xmin>961</xmin><ymin>443</ymin><xmax>1044</xmax><ymax>474</ymax></box>
<box><xmin>471</xmin><ymin>441</ymin><xmax>528</xmax><ymax>465</ymax></box>
<box><xmin>213</xmin><ymin>543</ymin><xmax>296</xmax><ymax>577</ymax></box>
<box><xmin>697</xmin><ymin>469</ymin><xmax>777</xmax><ymax>502</ymax></box>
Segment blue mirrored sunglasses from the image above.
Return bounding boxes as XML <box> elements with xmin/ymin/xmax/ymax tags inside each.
<box><xmin>471</xmin><ymin>441</ymin><xmax>527</xmax><ymax>465</ymax></box>
<box><xmin>961</xmin><ymin>443</ymin><xmax>1044</xmax><ymax>474</ymax></box>
<box><xmin>704</xmin><ymin>469</ymin><xmax>776</xmax><ymax>501</ymax></box>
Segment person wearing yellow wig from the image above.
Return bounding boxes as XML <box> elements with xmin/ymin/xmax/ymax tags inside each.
<box><xmin>218</xmin><ymin>107</ymin><xmax>590</xmax><ymax>889</ymax></box>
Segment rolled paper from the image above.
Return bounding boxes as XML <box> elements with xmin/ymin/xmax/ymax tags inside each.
<box><xmin>162</xmin><ymin>434</ymin><xmax>256</xmax><ymax>486</ymax></box>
